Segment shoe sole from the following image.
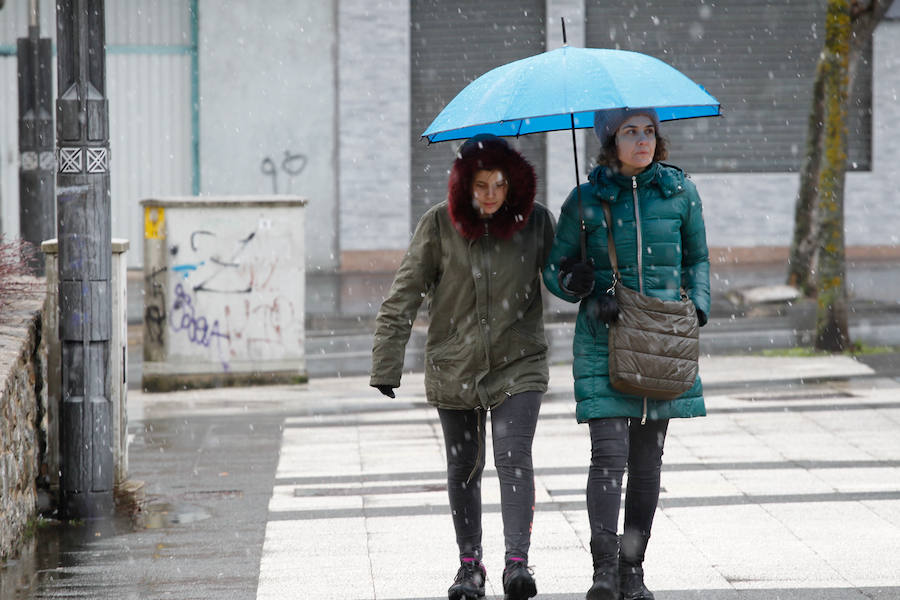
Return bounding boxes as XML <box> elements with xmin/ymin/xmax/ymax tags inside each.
<box><xmin>448</xmin><ymin>589</ymin><xmax>485</xmax><ymax>600</ymax></box>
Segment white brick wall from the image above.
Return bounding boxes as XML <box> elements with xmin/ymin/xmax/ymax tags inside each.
<box><xmin>338</xmin><ymin>0</ymin><xmax>411</xmax><ymax>252</ymax></box>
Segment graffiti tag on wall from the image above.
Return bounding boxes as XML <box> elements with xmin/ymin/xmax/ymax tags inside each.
<box><xmin>261</xmin><ymin>150</ymin><xmax>307</xmax><ymax>194</ymax></box>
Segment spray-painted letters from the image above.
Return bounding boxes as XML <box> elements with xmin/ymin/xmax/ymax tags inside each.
<box><xmin>142</xmin><ymin>203</ymin><xmax>305</xmax><ymax>374</ymax></box>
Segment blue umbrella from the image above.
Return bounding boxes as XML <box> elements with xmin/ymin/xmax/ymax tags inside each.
<box><xmin>422</xmin><ymin>45</ymin><xmax>720</xmax><ymax>142</ymax></box>
<box><xmin>422</xmin><ymin>39</ymin><xmax>720</xmax><ymax>258</ymax></box>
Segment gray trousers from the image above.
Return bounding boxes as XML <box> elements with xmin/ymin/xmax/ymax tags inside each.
<box><xmin>437</xmin><ymin>391</ymin><xmax>542</xmax><ymax>563</ymax></box>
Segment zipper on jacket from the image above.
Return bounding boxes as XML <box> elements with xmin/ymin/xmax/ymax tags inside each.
<box><xmin>481</xmin><ymin>222</ymin><xmax>492</xmax><ymax>377</ymax></box>
<box><xmin>472</xmin><ymin>222</ymin><xmax>491</xmax><ymax>412</ymax></box>
<box><xmin>632</xmin><ymin>176</ymin><xmax>644</xmax><ymax>294</ymax></box>
<box><xmin>633</xmin><ymin>175</ymin><xmax>649</xmax><ymax>425</ymax></box>
<box><xmin>483</xmin><ymin>222</ymin><xmax>491</xmax><ymax>319</ymax></box>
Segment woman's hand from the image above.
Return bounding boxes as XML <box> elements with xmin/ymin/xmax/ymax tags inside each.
<box><xmin>559</xmin><ymin>257</ymin><xmax>595</xmax><ymax>298</ymax></box>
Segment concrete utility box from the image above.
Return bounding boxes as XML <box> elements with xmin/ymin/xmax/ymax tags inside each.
<box><xmin>140</xmin><ymin>196</ymin><xmax>307</xmax><ymax>391</ymax></box>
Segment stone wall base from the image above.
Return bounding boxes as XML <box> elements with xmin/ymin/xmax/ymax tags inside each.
<box><xmin>0</xmin><ymin>285</ymin><xmax>46</xmax><ymax>563</ymax></box>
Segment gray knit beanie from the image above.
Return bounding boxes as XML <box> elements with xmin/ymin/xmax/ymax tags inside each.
<box><xmin>593</xmin><ymin>108</ymin><xmax>661</xmax><ymax>144</ymax></box>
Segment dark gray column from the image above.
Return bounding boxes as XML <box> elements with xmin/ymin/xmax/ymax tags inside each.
<box><xmin>18</xmin><ymin>0</ymin><xmax>55</xmax><ymax>273</ymax></box>
<box><xmin>0</xmin><ymin>0</ymin><xmax>5</xmax><ymax>229</ymax></box>
<box><xmin>56</xmin><ymin>0</ymin><xmax>113</xmax><ymax>518</ymax></box>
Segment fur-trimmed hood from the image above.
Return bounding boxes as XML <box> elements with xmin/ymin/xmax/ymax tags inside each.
<box><xmin>447</xmin><ymin>135</ymin><xmax>537</xmax><ymax>241</ymax></box>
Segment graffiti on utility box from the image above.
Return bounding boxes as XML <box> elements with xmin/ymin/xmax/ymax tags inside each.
<box><xmin>141</xmin><ymin>200</ymin><xmax>306</xmax><ymax>380</ymax></box>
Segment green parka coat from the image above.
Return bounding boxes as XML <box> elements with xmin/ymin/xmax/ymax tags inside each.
<box><xmin>371</xmin><ymin>139</ymin><xmax>555</xmax><ymax>410</ymax></box>
<box><xmin>542</xmin><ymin>162</ymin><xmax>711</xmax><ymax>423</ymax></box>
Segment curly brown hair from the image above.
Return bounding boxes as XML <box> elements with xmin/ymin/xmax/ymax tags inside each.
<box><xmin>596</xmin><ymin>132</ymin><xmax>669</xmax><ymax>169</ymax></box>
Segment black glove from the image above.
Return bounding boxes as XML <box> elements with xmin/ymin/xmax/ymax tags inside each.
<box><xmin>559</xmin><ymin>257</ymin><xmax>595</xmax><ymax>298</ymax></box>
<box><xmin>373</xmin><ymin>384</ymin><xmax>396</xmax><ymax>398</ymax></box>
<box><xmin>589</xmin><ymin>292</ymin><xmax>619</xmax><ymax>324</ymax></box>
<box><xmin>696</xmin><ymin>308</ymin><xmax>708</xmax><ymax>327</ymax></box>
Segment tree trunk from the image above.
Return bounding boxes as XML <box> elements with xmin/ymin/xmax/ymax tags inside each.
<box><xmin>786</xmin><ymin>61</ymin><xmax>825</xmax><ymax>294</ymax></box>
<box><xmin>814</xmin><ymin>0</ymin><xmax>852</xmax><ymax>352</ymax></box>
<box><xmin>787</xmin><ymin>0</ymin><xmax>893</xmax><ymax>294</ymax></box>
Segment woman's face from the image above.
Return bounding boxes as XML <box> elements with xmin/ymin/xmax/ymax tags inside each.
<box><xmin>615</xmin><ymin>115</ymin><xmax>657</xmax><ymax>176</ymax></box>
<box><xmin>472</xmin><ymin>169</ymin><xmax>508</xmax><ymax>216</ymax></box>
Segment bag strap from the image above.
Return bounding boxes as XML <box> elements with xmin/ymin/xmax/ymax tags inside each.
<box><xmin>599</xmin><ymin>200</ymin><xmax>621</xmax><ymax>292</ymax></box>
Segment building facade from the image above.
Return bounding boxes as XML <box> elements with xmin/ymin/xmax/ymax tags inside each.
<box><xmin>1</xmin><ymin>0</ymin><xmax>898</xmax><ymax>271</ymax></box>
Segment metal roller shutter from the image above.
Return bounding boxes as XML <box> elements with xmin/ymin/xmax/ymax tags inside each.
<box><xmin>585</xmin><ymin>0</ymin><xmax>872</xmax><ymax>174</ymax></box>
<box><xmin>410</xmin><ymin>0</ymin><xmax>547</xmax><ymax>231</ymax></box>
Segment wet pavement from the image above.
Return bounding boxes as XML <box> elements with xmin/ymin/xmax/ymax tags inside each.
<box><xmin>2</xmin><ymin>259</ymin><xmax>900</xmax><ymax>599</ymax></box>
<box><xmin>2</xmin><ymin>414</ymin><xmax>283</xmax><ymax>599</ymax></box>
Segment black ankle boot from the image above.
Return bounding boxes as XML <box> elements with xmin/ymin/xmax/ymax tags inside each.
<box><xmin>620</xmin><ymin>562</ymin><xmax>654</xmax><ymax>600</ymax></box>
<box><xmin>502</xmin><ymin>558</ymin><xmax>537</xmax><ymax>600</ymax></box>
<box><xmin>619</xmin><ymin>531</ymin><xmax>654</xmax><ymax>600</ymax></box>
<box><xmin>586</xmin><ymin>534</ymin><xmax>618</xmax><ymax>600</ymax></box>
<box><xmin>448</xmin><ymin>559</ymin><xmax>486</xmax><ymax>599</ymax></box>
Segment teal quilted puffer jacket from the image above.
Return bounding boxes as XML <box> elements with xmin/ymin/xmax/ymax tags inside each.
<box><xmin>542</xmin><ymin>162</ymin><xmax>711</xmax><ymax>423</ymax></box>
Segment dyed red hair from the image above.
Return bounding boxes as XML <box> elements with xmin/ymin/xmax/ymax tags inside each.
<box><xmin>447</xmin><ymin>136</ymin><xmax>537</xmax><ymax>241</ymax></box>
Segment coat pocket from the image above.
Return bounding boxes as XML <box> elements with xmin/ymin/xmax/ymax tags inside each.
<box><xmin>425</xmin><ymin>331</ymin><xmax>470</xmax><ymax>399</ymax></box>
<box><xmin>427</xmin><ymin>331</ymin><xmax>466</xmax><ymax>361</ymax></box>
<box><xmin>491</xmin><ymin>324</ymin><xmax>548</xmax><ymax>367</ymax></box>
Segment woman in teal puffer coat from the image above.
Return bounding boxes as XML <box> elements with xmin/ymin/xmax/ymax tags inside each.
<box><xmin>542</xmin><ymin>108</ymin><xmax>710</xmax><ymax>600</ymax></box>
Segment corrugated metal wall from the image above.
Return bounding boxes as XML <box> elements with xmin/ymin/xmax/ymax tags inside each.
<box><xmin>0</xmin><ymin>0</ymin><xmax>194</xmax><ymax>267</ymax></box>
<box><xmin>106</xmin><ymin>0</ymin><xmax>192</xmax><ymax>46</ymax></box>
<box><xmin>584</xmin><ymin>0</ymin><xmax>872</xmax><ymax>174</ymax></box>
<box><xmin>107</xmin><ymin>52</ymin><xmax>192</xmax><ymax>266</ymax></box>
<box><xmin>410</xmin><ymin>0</ymin><xmax>547</xmax><ymax>230</ymax></box>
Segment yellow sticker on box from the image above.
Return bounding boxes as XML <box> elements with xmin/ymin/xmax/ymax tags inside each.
<box><xmin>145</xmin><ymin>206</ymin><xmax>165</xmax><ymax>239</ymax></box>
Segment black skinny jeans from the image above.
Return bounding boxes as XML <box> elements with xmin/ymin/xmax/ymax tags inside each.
<box><xmin>587</xmin><ymin>417</ymin><xmax>669</xmax><ymax>543</ymax></box>
<box><xmin>437</xmin><ymin>391</ymin><xmax>542</xmax><ymax>563</ymax></box>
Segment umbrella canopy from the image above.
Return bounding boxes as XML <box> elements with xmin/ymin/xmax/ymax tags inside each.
<box><xmin>422</xmin><ymin>46</ymin><xmax>720</xmax><ymax>143</ymax></box>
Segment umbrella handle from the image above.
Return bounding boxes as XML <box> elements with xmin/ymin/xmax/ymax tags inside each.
<box><xmin>569</xmin><ymin>114</ymin><xmax>587</xmax><ymax>260</ymax></box>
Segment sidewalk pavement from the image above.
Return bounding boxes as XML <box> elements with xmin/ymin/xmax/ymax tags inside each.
<box><xmin>251</xmin><ymin>356</ymin><xmax>900</xmax><ymax>600</ymax></box>
<box><xmin>11</xmin><ymin>352</ymin><xmax>899</xmax><ymax>599</ymax></box>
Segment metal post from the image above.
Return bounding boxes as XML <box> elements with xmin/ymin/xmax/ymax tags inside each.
<box><xmin>56</xmin><ymin>0</ymin><xmax>114</xmax><ymax>518</ymax></box>
<box><xmin>18</xmin><ymin>0</ymin><xmax>55</xmax><ymax>273</ymax></box>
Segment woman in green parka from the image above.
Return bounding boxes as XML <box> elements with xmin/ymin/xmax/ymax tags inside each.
<box><xmin>542</xmin><ymin>108</ymin><xmax>710</xmax><ymax>600</ymax></box>
<box><xmin>371</xmin><ymin>134</ymin><xmax>555</xmax><ymax>600</ymax></box>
